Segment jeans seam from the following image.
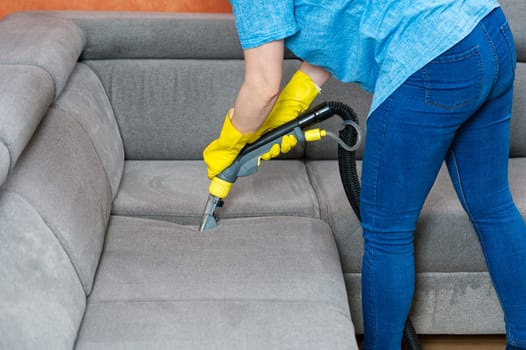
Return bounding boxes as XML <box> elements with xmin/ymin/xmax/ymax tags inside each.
<box><xmin>480</xmin><ymin>21</ymin><xmax>499</xmax><ymax>88</ymax></box>
<box><xmin>369</xmin><ymin>97</ymin><xmax>392</xmax><ymax>229</ymax></box>
<box><xmin>449</xmin><ymin>149</ymin><xmax>513</xmax><ymax>341</ymax></box>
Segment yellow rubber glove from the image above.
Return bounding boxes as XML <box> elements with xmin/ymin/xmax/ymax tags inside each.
<box><xmin>252</xmin><ymin>70</ymin><xmax>320</xmax><ymax>141</ymax></box>
<box><xmin>203</xmin><ymin>109</ymin><xmax>256</xmax><ymax>180</ymax></box>
<box><xmin>255</xmin><ymin>70</ymin><xmax>320</xmax><ymax>160</ymax></box>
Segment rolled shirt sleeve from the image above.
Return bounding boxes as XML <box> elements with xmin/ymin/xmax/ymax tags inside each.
<box><xmin>229</xmin><ymin>0</ymin><xmax>299</xmax><ymax>49</ymax></box>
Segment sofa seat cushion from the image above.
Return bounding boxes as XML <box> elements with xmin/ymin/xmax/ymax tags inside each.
<box><xmin>111</xmin><ymin>160</ymin><xmax>320</xmax><ymax>225</ymax></box>
<box><xmin>307</xmin><ymin>158</ymin><xmax>526</xmax><ymax>274</ymax></box>
<box><xmin>76</xmin><ymin>215</ymin><xmax>357</xmax><ymax>349</ymax></box>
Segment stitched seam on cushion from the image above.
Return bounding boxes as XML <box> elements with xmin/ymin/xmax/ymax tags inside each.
<box><xmin>0</xmin><ymin>139</ymin><xmax>12</xmax><ymax>173</ymax></box>
<box><xmin>0</xmin><ymin>189</ymin><xmax>86</xmax><ymax>294</ymax></box>
<box><xmin>86</xmin><ymin>298</ymin><xmax>353</xmax><ymax>322</ymax></box>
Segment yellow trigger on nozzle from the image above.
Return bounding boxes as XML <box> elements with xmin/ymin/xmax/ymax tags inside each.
<box><xmin>209</xmin><ymin>177</ymin><xmax>233</xmax><ymax>199</ymax></box>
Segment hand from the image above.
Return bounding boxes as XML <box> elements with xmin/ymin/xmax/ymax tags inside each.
<box><xmin>203</xmin><ymin>109</ymin><xmax>255</xmax><ymax>180</ymax></box>
<box><xmin>250</xmin><ymin>70</ymin><xmax>320</xmax><ymax>143</ymax></box>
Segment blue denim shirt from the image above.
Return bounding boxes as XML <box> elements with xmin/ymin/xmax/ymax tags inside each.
<box><xmin>230</xmin><ymin>0</ymin><xmax>500</xmax><ymax>113</ymax></box>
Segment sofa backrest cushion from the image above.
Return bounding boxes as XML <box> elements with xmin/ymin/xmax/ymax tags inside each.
<box><xmin>39</xmin><ymin>11</ymin><xmax>297</xmax><ymax>60</ymax></box>
<box><xmin>86</xmin><ymin>59</ymin><xmax>302</xmax><ymax>160</ymax></box>
<box><xmin>0</xmin><ymin>65</ymin><xmax>54</xmax><ymax>186</ymax></box>
<box><xmin>67</xmin><ymin>12</ymin><xmax>244</xmax><ymax>60</ymax></box>
<box><xmin>0</xmin><ymin>13</ymin><xmax>85</xmax><ymax>99</ymax></box>
<box><xmin>2</xmin><ymin>108</ymin><xmax>113</xmax><ymax>294</ymax></box>
<box><xmin>0</xmin><ymin>192</ymin><xmax>86</xmax><ymax>350</ymax></box>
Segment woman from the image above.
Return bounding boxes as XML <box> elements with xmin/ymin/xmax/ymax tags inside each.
<box><xmin>203</xmin><ymin>1</ymin><xmax>526</xmax><ymax>349</ymax></box>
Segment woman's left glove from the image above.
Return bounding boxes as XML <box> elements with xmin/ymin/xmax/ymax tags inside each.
<box><xmin>249</xmin><ymin>70</ymin><xmax>320</xmax><ymax>142</ymax></box>
<box><xmin>203</xmin><ymin>109</ymin><xmax>256</xmax><ymax>180</ymax></box>
<box><xmin>247</xmin><ymin>70</ymin><xmax>320</xmax><ymax>160</ymax></box>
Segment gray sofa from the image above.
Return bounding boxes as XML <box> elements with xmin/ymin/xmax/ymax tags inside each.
<box><xmin>0</xmin><ymin>1</ymin><xmax>524</xmax><ymax>349</ymax></box>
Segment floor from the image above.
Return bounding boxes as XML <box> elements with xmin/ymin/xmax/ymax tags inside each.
<box><xmin>417</xmin><ymin>335</ymin><xmax>506</xmax><ymax>350</ymax></box>
<box><xmin>356</xmin><ymin>335</ymin><xmax>507</xmax><ymax>349</ymax></box>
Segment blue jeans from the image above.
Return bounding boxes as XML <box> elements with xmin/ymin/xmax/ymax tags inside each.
<box><xmin>360</xmin><ymin>7</ymin><xmax>526</xmax><ymax>350</ymax></box>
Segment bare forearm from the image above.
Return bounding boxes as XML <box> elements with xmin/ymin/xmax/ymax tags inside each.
<box><xmin>230</xmin><ymin>42</ymin><xmax>331</xmax><ymax>134</ymax></box>
<box><xmin>231</xmin><ymin>41</ymin><xmax>283</xmax><ymax>134</ymax></box>
<box><xmin>299</xmin><ymin>61</ymin><xmax>331</xmax><ymax>88</ymax></box>
<box><xmin>231</xmin><ymin>79</ymin><xmax>279</xmax><ymax>133</ymax></box>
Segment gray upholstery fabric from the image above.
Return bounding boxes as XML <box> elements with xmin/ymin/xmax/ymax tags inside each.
<box><xmin>0</xmin><ymin>191</ymin><xmax>86</xmax><ymax>350</ymax></box>
<box><xmin>500</xmin><ymin>0</ymin><xmax>526</xmax><ymax>62</ymax></box>
<box><xmin>0</xmin><ymin>65</ymin><xmax>54</xmax><ymax>179</ymax></box>
<box><xmin>307</xmin><ymin>158</ymin><xmax>526</xmax><ymax>274</ymax></box>
<box><xmin>85</xmin><ymin>59</ymin><xmax>302</xmax><ymax>160</ymax></box>
<box><xmin>53</xmin><ymin>63</ymin><xmax>124</xmax><ymax>198</ymax></box>
<box><xmin>0</xmin><ymin>13</ymin><xmax>85</xmax><ymax>98</ymax></box>
<box><xmin>112</xmin><ymin>160</ymin><xmax>319</xmax><ymax>224</ymax></box>
<box><xmin>345</xmin><ymin>272</ymin><xmax>504</xmax><ymax>334</ymax></box>
<box><xmin>510</xmin><ymin>63</ymin><xmax>526</xmax><ymax>156</ymax></box>
<box><xmin>77</xmin><ymin>215</ymin><xmax>357</xmax><ymax>349</ymax></box>
<box><xmin>2</xmin><ymin>109</ymin><xmax>112</xmax><ymax>294</ymax></box>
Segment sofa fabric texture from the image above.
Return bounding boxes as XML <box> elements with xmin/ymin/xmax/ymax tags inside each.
<box><xmin>0</xmin><ymin>1</ymin><xmax>525</xmax><ymax>348</ymax></box>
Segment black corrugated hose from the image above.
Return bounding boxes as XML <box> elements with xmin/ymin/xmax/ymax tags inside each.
<box><xmin>327</xmin><ymin>101</ymin><xmax>422</xmax><ymax>350</ymax></box>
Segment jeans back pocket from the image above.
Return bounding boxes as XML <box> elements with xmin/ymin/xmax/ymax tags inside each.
<box><xmin>422</xmin><ymin>45</ymin><xmax>483</xmax><ymax>110</ymax></box>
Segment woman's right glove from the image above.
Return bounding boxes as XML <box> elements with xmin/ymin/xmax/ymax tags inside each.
<box><xmin>203</xmin><ymin>109</ymin><xmax>255</xmax><ymax>180</ymax></box>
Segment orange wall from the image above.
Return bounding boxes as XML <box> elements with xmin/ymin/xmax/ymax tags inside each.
<box><xmin>0</xmin><ymin>0</ymin><xmax>232</xmax><ymax>19</ymax></box>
